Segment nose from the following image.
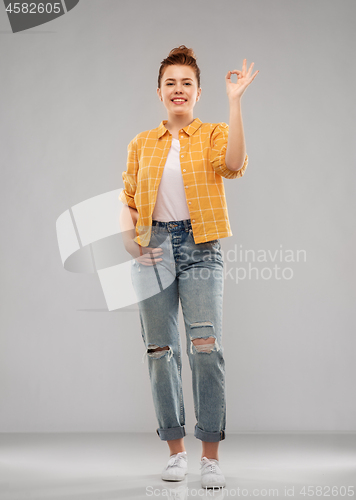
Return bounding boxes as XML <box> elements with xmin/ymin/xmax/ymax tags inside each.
<box><xmin>174</xmin><ymin>83</ymin><xmax>184</xmax><ymax>93</ymax></box>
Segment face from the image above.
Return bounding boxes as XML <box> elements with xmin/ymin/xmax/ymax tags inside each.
<box><xmin>157</xmin><ymin>65</ymin><xmax>201</xmax><ymax>116</ymax></box>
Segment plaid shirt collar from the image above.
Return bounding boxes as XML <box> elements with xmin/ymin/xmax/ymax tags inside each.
<box><xmin>157</xmin><ymin>117</ymin><xmax>202</xmax><ymax>139</ymax></box>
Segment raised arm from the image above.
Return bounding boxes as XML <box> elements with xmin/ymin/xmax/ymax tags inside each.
<box><xmin>225</xmin><ymin>58</ymin><xmax>259</xmax><ymax>171</ymax></box>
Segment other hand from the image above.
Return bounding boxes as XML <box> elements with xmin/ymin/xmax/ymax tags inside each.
<box><xmin>226</xmin><ymin>59</ymin><xmax>259</xmax><ymax>101</ymax></box>
<box><xmin>128</xmin><ymin>241</ymin><xmax>164</xmax><ymax>266</ymax></box>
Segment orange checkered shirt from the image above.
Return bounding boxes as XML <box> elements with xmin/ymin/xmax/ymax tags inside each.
<box><xmin>119</xmin><ymin>117</ymin><xmax>248</xmax><ymax>247</ymax></box>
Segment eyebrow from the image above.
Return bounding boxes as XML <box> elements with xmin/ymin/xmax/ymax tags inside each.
<box><xmin>164</xmin><ymin>78</ymin><xmax>193</xmax><ymax>82</ymax></box>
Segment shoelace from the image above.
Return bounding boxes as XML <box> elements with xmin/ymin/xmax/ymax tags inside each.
<box><xmin>167</xmin><ymin>453</ymin><xmax>186</xmax><ymax>468</ymax></box>
<box><xmin>201</xmin><ymin>457</ymin><xmax>218</xmax><ymax>472</ymax></box>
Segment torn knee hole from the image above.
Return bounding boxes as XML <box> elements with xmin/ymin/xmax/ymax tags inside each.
<box><xmin>192</xmin><ymin>337</ymin><xmax>215</xmax><ymax>346</ymax></box>
<box><xmin>147</xmin><ymin>345</ymin><xmax>169</xmax><ymax>352</ymax></box>
<box><xmin>147</xmin><ymin>345</ymin><xmax>170</xmax><ymax>359</ymax></box>
<box><xmin>191</xmin><ymin>337</ymin><xmax>216</xmax><ymax>353</ymax></box>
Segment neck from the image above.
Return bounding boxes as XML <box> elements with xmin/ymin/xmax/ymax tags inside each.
<box><xmin>165</xmin><ymin>112</ymin><xmax>195</xmax><ymax>133</ymax></box>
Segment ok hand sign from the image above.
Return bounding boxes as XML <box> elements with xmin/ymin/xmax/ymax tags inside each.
<box><xmin>226</xmin><ymin>59</ymin><xmax>259</xmax><ymax>102</ymax></box>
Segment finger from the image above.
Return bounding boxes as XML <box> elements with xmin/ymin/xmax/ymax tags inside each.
<box><xmin>247</xmin><ymin>62</ymin><xmax>254</xmax><ymax>76</ymax></box>
<box><xmin>147</xmin><ymin>247</ymin><xmax>163</xmax><ymax>253</ymax></box>
<box><xmin>243</xmin><ymin>58</ymin><xmax>247</xmax><ymax>74</ymax></box>
<box><xmin>226</xmin><ymin>70</ymin><xmax>241</xmax><ymax>80</ymax></box>
<box><xmin>250</xmin><ymin>70</ymin><xmax>259</xmax><ymax>81</ymax></box>
<box><xmin>143</xmin><ymin>249</ymin><xmax>163</xmax><ymax>260</ymax></box>
<box><xmin>229</xmin><ymin>71</ymin><xmax>242</xmax><ymax>79</ymax></box>
<box><xmin>141</xmin><ymin>258</ymin><xmax>163</xmax><ymax>266</ymax></box>
<box><xmin>147</xmin><ymin>250</ymin><xmax>163</xmax><ymax>259</ymax></box>
<box><xmin>145</xmin><ymin>253</ymin><xmax>159</xmax><ymax>263</ymax></box>
<box><xmin>226</xmin><ymin>70</ymin><xmax>242</xmax><ymax>83</ymax></box>
<box><xmin>138</xmin><ymin>254</ymin><xmax>159</xmax><ymax>263</ymax></box>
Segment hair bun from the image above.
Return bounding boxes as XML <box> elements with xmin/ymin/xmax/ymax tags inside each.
<box><xmin>157</xmin><ymin>45</ymin><xmax>200</xmax><ymax>88</ymax></box>
<box><xmin>168</xmin><ymin>45</ymin><xmax>196</xmax><ymax>61</ymax></box>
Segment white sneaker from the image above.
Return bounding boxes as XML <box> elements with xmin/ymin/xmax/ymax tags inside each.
<box><xmin>161</xmin><ymin>451</ymin><xmax>188</xmax><ymax>481</ymax></box>
<box><xmin>200</xmin><ymin>456</ymin><xmax>226</xmax><ymax>488</ymax></box>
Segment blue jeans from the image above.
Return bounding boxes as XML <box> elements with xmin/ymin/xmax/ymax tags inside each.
<box><xmin>131</xmin><ymin>218</ymin><xmax>226</xmax><ymax>442</ymax></box>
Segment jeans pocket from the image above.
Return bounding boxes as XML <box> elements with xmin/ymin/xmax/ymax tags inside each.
<box><xmin>132</xmin><ymin>257</ymin><xmax>140</xmax><ymax>269</ymax></box>
<box><xmin>208</xmin><ymin>239</ymin><xmax>222</xmax><ymax>259</ymax></box>
<box><xmin>208</xmin><ymin>238</ymin><xmax>220</xmax><ymax>248</ymax></box>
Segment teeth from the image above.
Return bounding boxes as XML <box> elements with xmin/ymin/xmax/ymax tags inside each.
<box><xmin>173</xmin><ymin>99</ymin><xmax>185</xmax><ymax>102</ymax></box>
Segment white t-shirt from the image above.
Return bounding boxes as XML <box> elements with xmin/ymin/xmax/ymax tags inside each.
<box><xmin>152</xmin><ymin>138</ymin><xmax>190</xmax><ymax>221</ymax></box>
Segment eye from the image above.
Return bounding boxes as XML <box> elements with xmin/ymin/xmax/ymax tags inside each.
<box><xmin>184</xmin><ymin>83</ymin><xmax>192</xmax><ymax>85</ymax></box>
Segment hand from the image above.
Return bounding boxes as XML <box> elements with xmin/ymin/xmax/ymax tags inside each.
<box><xmin>135</xmin><ymin>246</ymin><xmax>164</xmax><ymax>266</ymax></box>
<box><xmin>127</xmin><ymin>240</ymin><xmax>164</xmax><ymax>266</ymax></box>
<box><xmin>226</xmin><ymin>59</ymin><xmax>259</xmax><ymax>101</ymax></box>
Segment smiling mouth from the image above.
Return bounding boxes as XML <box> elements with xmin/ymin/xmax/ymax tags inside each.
<box><xmin>171</xmin><ymin>99</ymin><xmax>187</xmax><ymax>103</ymax></box>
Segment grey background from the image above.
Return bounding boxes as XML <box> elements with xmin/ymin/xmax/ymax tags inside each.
<box><xmin>0</xmin><ymin>0</ymin><xmax>355</xmax><ymax>433</ymax></box>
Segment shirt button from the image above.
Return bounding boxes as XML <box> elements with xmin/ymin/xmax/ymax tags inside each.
<box><xmin>185</xmin><ymin>186</ymin><xmax>188</xmax><ymax>189</ymax></box>
<box><xmin>188</xmin><ymin>201</ymin><xmax>191</xmax><ymax>204</ymax></box>
<box><xmin>181</xmin><ymin>155</ymin><xmax>184</xmax><ymax>158</ymax></box>
<box><xmin>192</xmin><ymin>219</ymin><xmax>195</xmax><ymax>222</ymax></box>
<box><xmin>183</xmin><ymin>169</ymin><xmax>186</xmax><ymax>172</ymax></box>
<box><xmin>181</xmin><ymin>136</ymin><xmax>184</xmax><ymax>139</ymax></box>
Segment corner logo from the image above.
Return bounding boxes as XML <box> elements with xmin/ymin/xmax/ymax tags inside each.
<box><xmin>3</xmin><ymin>0</ymin><xmax>80</xmax><ymax>33</ymax></box>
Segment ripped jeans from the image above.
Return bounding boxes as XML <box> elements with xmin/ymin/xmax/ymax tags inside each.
<box><xmin>131</xmin><ymin>218</ymin><xmax>226</xmax><ymax>442</ymax></box>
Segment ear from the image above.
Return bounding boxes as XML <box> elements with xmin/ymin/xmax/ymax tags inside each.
<box><xmin>156</xmin><ymin>87</ymin><xmax>162</xmax><ymax>101</ymax></box>
<box><xmin>197</xmin><ymin>87</ymin><xmax>202</xmax><ymax>101</ymax></box>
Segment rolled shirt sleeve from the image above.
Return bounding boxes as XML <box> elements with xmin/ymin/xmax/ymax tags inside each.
<box><xmin>210</xmin><ymin>122</ymin><xmax>248</xmax><ymax>179</ymax></box>
<box><xmin>118</xmin><ymin>135</ymin><xmax>139</xmax><ymax>210</ymax></box>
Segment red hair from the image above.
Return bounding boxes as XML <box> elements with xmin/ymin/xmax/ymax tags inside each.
<box><xmin>158</xmin><ymin>45</ymin><xmax>201</xmax><ymax>89</ymax></box>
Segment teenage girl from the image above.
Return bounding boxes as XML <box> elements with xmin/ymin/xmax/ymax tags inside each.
<box><xmin>119</xmin><ymin>45</ymin><xmax>258</xmax><ymax>488</ymax></box>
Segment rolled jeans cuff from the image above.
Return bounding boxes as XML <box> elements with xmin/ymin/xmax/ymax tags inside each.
<box><xmin>194</xmin><ymin>424</ymin><xmax>225</xmax><ymax>442</ymax></box>
<box><xmin>156</xmin><ymin>425</ymin><xmax>186</xmax><ymax>441</ymax></box>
